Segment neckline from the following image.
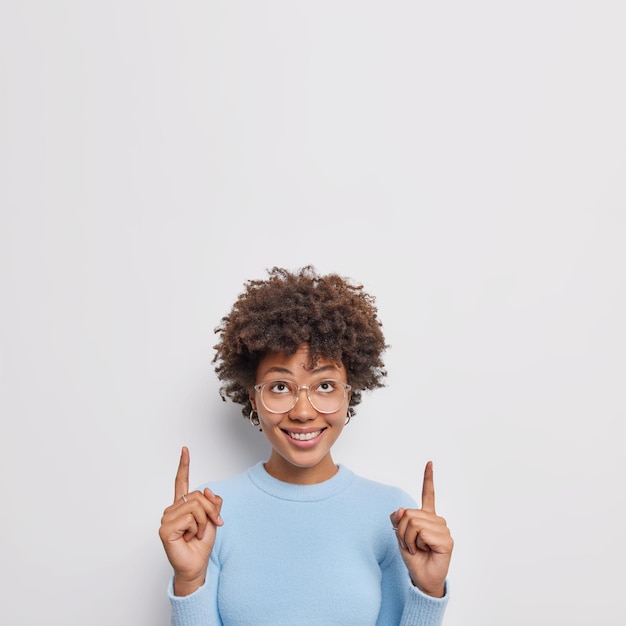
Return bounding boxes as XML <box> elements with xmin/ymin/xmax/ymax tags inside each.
<box><xmin>247</xmin><ymin>461</ymin><xmax>354</xmax><ymax>501</ymax></box>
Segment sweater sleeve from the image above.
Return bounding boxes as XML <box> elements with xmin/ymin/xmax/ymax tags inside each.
<box><xmin>399</xmin><ymin>583</ymin><xmax>449</xmax><ymax>626</ymax></box>
<box><xmin>377</xmin><ymin>547</ymin><xmax>448</xmax><ymax>626</ymax></box>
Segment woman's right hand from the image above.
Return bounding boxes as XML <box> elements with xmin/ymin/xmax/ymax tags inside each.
<box><xmin>159</xmin><ymin>446</ymin><xmax>224</xmax><ymax>596</ymax></box>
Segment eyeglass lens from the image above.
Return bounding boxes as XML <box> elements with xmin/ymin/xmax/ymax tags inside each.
<box><xmin>260</xmin><ymin>380</ymin><xmax>347</xmax><ymax>413</ymax></box>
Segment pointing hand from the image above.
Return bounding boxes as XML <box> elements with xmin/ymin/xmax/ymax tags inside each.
<box><xmin>390</xmin><ymin>461</ymin><xmax>453</xmax><ymax>597</ymax></box>
<box><xmin>159</xmin><ymin>447</ymin><xmax>224</xmax><ymax>596</ymax></box>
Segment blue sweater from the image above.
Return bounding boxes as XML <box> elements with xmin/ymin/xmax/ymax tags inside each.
<box><xmin>169</xmin><ymin>462</ymin><xmax>448</xmax><ymax>625</ymax></box>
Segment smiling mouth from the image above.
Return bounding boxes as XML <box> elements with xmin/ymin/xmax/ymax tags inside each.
<box><xmin>283</xmin><ymin>429</ymin><xmax>325</xmax><ymax>441</ymax></box>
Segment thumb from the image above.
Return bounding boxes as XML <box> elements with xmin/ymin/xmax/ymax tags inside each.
<box><xmin>204</xmin><ymin>488</ymin><xmax>224</xmax><ymax>526</ymax></box>
<box><xmin>389</xmin><ymin>508</ymin><xmax>406</xmax><ymax>527</ymax></box>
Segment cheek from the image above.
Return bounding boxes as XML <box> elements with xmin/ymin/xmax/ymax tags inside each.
<box><xmin>326</xmin><ymin>410</ymin><xmax>349</xmax><ymax>428</ymax></box>
<box><xmin>257</xmin><ymin>411</ymin><xmax>282</xmax><ymax>427</ymax></box>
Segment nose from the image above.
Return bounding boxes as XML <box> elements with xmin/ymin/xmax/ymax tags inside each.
<box><xmin>289</xmin><ymin>386</ymin><xmax>317</xmax><ymax>420</ymax></box>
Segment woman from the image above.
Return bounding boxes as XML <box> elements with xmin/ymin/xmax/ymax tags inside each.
<box><xmin>159</xmin><ymin>266</ymin><xmax>453</xmax><ymax>625</ymax></box>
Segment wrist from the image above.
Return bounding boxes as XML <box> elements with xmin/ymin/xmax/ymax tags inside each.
<box><xmin>410</xmin><ymin>576</ymin><xmax>445</xmax><ymax>598</ymax></box>
<box><xmin>173</xmin><ymin>574</ymin><xmax>205</xmax><ymax>597</ymax></box>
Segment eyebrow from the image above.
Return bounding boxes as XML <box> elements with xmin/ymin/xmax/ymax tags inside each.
<box><xmin>260</xmin><ymin>364</ymin><xmax>340</xmax><ymax>378</ymax></box>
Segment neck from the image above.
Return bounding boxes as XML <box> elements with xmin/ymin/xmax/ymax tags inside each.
<box><xmin>264</xmin><ymin>452</ymin><xmax>339</xmax><ymax>485</ymax></box>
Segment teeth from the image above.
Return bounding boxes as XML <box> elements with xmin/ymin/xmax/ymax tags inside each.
<box><xmin>288</xmin><ymin>430</ymin><xmax>322</xmax><ymax>441</ymax></box>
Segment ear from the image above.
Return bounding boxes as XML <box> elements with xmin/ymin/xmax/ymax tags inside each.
<box><xmin>249</xmin><ymin>391</ymin><xmax>256</xmax><ymax>411</ymax></box>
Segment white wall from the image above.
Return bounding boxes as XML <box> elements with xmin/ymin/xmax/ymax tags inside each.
<box><xmin>1</xmin><ymin>2</ymin><xmax>625</xmax><ymax>624</ymax></box>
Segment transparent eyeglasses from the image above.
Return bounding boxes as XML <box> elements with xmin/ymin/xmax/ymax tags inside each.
<box><xmin>253</xmin><ymin>379</ymin><xmax>351</xmax><ymax>414</ymax></box>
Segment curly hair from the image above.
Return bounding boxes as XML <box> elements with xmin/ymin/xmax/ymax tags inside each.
<box><xmin>213</xmin><ymin>266</ymin><xmax>388</xmax><ymax>418</ymax></box>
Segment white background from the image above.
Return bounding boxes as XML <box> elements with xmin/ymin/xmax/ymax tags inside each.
<box><xmin>1</xmin><ymin>2</ymin><xmax>625</xmax><ymax>624</ymax></box>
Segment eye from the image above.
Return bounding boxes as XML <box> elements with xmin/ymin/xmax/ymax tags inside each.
<box><xmin>315</xmin><ymin>380</ymin><xmax>338</xmax><ymax>394</ymax></box>
<box><xmin>268</xmin><ymin>381</ymin><xmax>293</xmax><ymax>394</ymax></box>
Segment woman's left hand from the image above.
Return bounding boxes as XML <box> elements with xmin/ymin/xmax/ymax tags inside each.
<box><xmin>390</xmin><ymin>461</ymin><xmax>454</xmax><ymax>598</ymax></box>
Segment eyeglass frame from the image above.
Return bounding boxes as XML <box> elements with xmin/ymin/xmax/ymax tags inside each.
<box><xmin>252</xmin><ymin>379</ymin><xmax>352</xmax><ymax>414</ymax></box>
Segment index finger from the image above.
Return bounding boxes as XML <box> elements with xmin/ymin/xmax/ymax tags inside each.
<box><xmin>421</xmin><ymin>460</ymin><xmax>436</xmax><ymax>513</ymax></box>
<box><xmin>173</xmin><ymin>446</ymin><xmax>190</xmax><ymax>503</ymax></box>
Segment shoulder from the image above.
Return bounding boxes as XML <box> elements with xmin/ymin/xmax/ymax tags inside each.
<box><xmin>194</xmin><ymin>466</ymin><xmax>253</xmax><ymax>497</ymax></box>
<box><xmin>340</xmin><ymin>467</ymin><xmax>418</xmax><ymax>510</ymax></box>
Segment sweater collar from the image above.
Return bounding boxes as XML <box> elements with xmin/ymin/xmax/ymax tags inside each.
<box><xmin>247</xmin><ymin>461</ymin><xmax>354</xmax><ymax>501</ymax></box>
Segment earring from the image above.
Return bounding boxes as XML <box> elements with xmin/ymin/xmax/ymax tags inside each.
<box><xmin>345</xmin><ymin>407</ymin><xmax>354</xmax><ymax>425</ymax></box>
<box><xmin>249</xmin><ymin>410</ymin><xmax>262</xmax><ymax>431</ymax></box>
